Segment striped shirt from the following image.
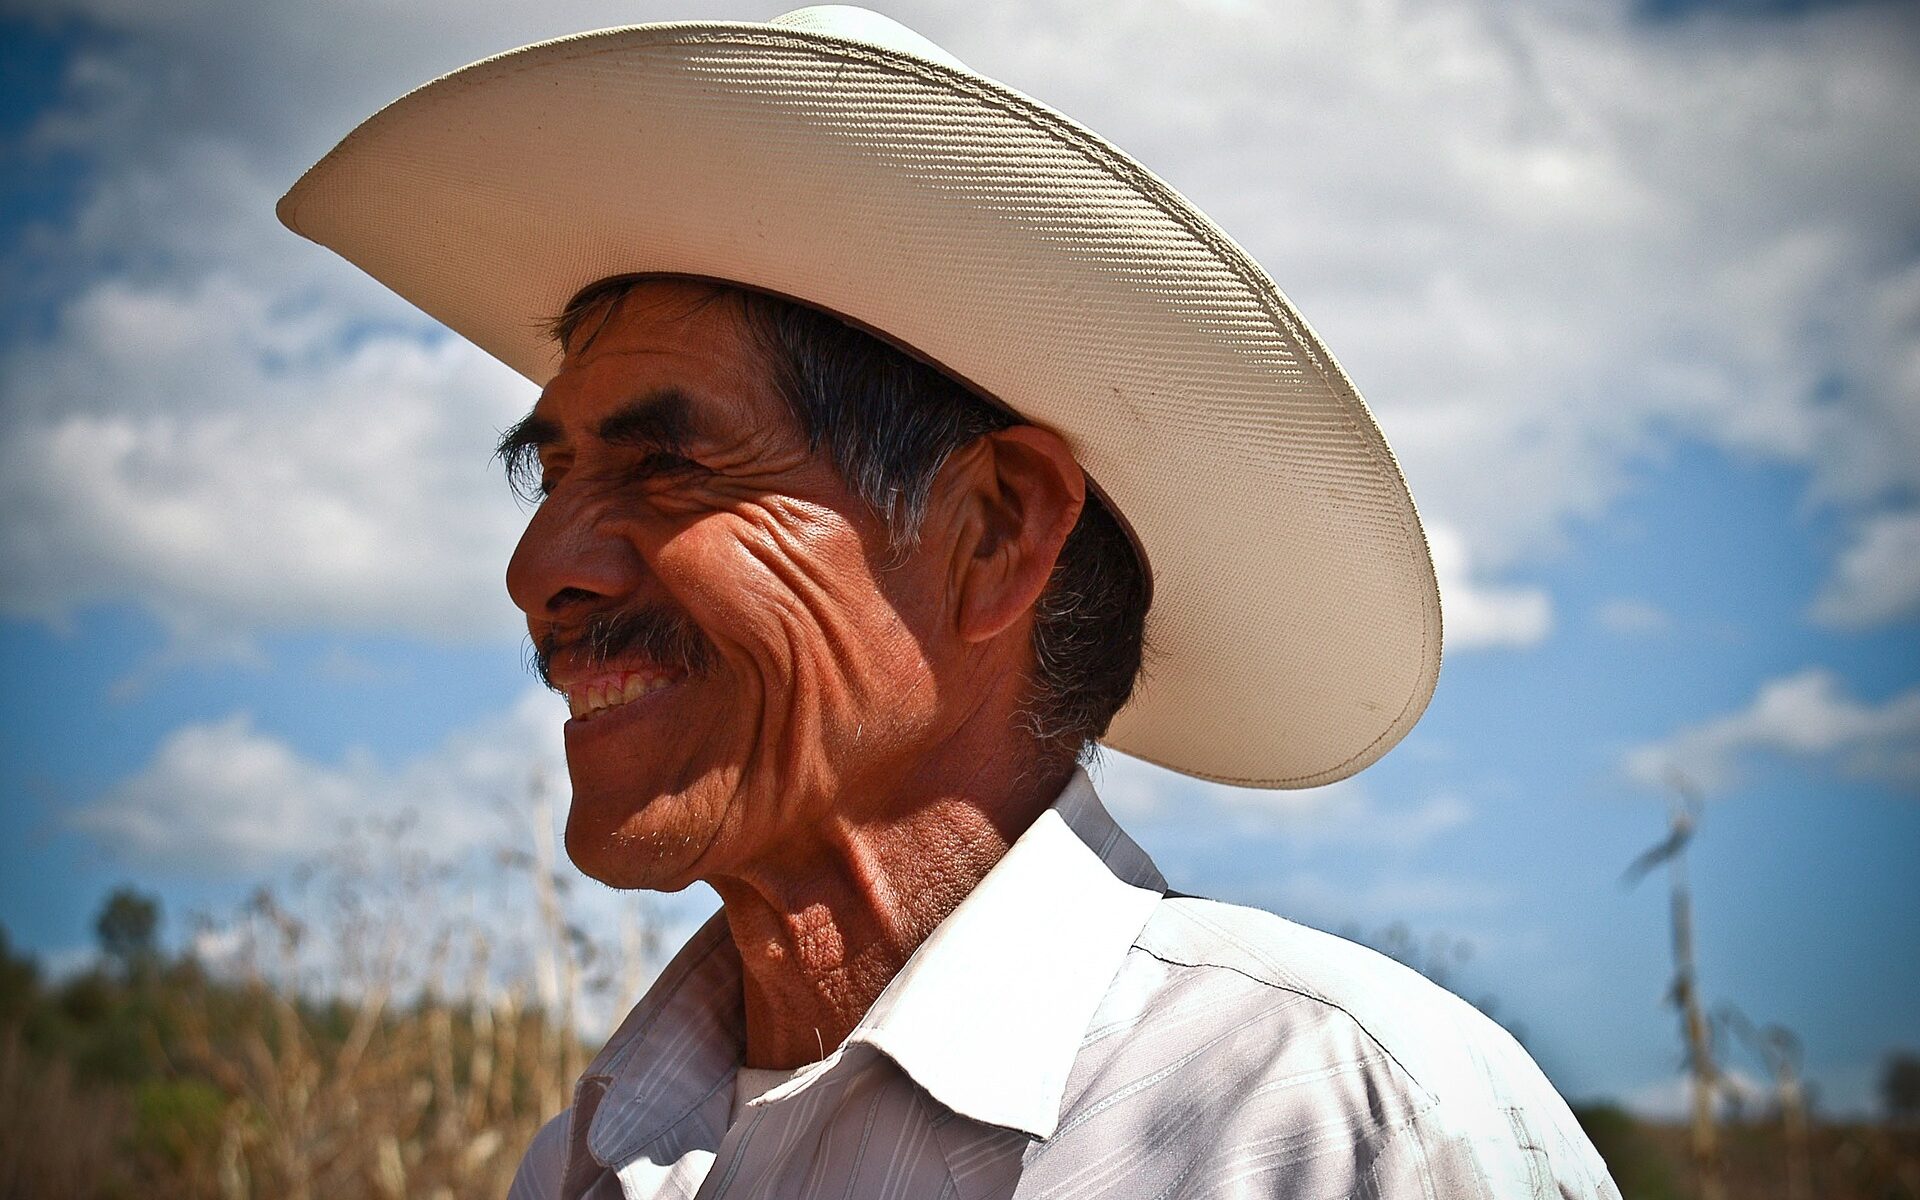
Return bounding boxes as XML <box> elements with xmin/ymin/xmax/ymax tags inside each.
<box><xmin>510</xmin><ymin>771</ymin><xmax>1621</xmax><ymax>1199</ymax></box>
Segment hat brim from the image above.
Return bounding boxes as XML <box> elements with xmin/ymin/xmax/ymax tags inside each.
<box><xmin>279</xmin><ymin>18</ymin><xmax>1442</xmax><ymax>788</ymax></box>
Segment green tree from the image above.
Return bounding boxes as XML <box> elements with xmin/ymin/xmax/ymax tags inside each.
<box><xmin>1883</xmin><ymin>1049</ymin><xmax>1920</xmax><ymax>1123</ymax></box>
<box><xmin>95</xmin><ymin>887</ymin><xmax>162</xmax><ymax>977</ymax></box>
<box><xmin>0</xmin><ymin>924</ymin><xmax>40</xmax><ymax>1023</ymax></box>
<box><xmin>1573</xmin><ymin>1104</ymin><xmax>1682</xmax><ymax>1200</ymax></box>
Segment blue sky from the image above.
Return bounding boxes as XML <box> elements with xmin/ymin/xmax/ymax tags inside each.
<box><xmin>2</xmin><ymin>0</ymin><xmax>1915</xmax><ymax>1117</ymax></box>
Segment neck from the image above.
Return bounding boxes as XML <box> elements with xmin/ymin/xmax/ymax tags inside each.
<box><xmin>709</xmin><ymin>743</ymin><xmax>1073</xmax><ymax>1070</ymax></box>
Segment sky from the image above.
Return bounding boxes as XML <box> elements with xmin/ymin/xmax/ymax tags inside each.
<box><xmin>1</xmin><ymin>0</ymin><xmax>1916</xmax><ymax>1118</ymax></box>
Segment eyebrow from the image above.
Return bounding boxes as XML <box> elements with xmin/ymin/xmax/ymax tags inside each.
<box><xmin>497</xmin><ymin>388</ymin><xmax>705</xmax><ymax>459</ymax></box>
<box><xmin>594</xmin><ymin>388</ymin><xmax>702</xmax><ymax>455</ymax></box>
<box><xmin>495</xmin><ymin>388</ymin><xmax>706</xmax><ymax>496</ymax></box>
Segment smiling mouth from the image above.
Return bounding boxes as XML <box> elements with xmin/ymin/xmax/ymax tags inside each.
<box><xmin>561</xmin><ymin>667</ymin><xmax>686</xmax><ymax>721</ymax></box>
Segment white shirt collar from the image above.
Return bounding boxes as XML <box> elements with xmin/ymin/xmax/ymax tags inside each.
<box><xmin>575</xmin><ymin>767</ymin><xmax>1166</xmax><ymax>1171</ymax></box>
<box><xmin>837</xmin><ymin>767</ymin><xmax>1164</xmax><ymax>1136</ymax></box>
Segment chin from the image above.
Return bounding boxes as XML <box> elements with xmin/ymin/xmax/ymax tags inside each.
<box><xmin>565</xmin><ymin>810</ymin><xmax>693</xmax><ymax>892</ymax></box>
<box><xmin>561</xmin><ymin>770</ymin><xmax>722</xmax><ymax>892</ymax></box>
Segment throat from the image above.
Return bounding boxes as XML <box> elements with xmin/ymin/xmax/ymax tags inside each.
<box><xmin>712</xmin><ymin>798</ymin><xmax>1020</xmax><ymax>1070</ymax></box>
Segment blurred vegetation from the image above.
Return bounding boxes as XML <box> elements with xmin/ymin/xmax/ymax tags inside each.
<box><xmin>0</xmin><ymin>789</ymin><xmax>654</xmax><ymax>1200</ymax></box>
<box><xmin>1</xmin><ymin>915</ymin><xmax>578</xmax><ymax>1198</ymax></box>
<box><xmin>1572</xmin><ymin>1098</ymin><xmax>1920</xmax><ymax>1200</ymax></box>
<box><xmin>1885</xmin><ymin>1052</ymin><xmax>1920</xmax><ymax>1125</ymax></box>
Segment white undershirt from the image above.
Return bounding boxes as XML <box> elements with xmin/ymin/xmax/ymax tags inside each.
<box><xmin>731</xmin><ymin>1064</ymin><xmax>809</xmax><ymax>1122</ymax></box>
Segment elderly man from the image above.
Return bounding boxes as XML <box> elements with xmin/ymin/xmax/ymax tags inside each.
<box><xmin>283</xmin><ymin>7</ymin><xmax>1619</xmax><ymax>1198</ymax></box>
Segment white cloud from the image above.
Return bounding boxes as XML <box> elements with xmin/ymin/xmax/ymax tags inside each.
<box><xmin>70</xmin><ymin>686</ymin><xmax>568</xmax><ymax>873</ymax></box>
<box><xmin>1210</xmin><ymin>779</ymin><xmax>1475</xmax><ymax>850</ymax></box>
<box><xmin>1428</xmin><ymin>524</ymin><xmax>1554</xmax><ymax>649</ymax></box>
<box><xmin>1273</xmin><ymin>871</ymin><xmax>1505</xmax><ymax>925</ymax></box>
<box><xmin>3</xmin><ymin>0</ymin><xmax>1917</xmax><ymax>642</ymax></box>
<box><xmin>0</xmin><ymin>271</ymin><xmax>534</xmax><ymax>640</ymax></box>
<box><xmin>1811</xmin><ymin>510</ymin><xmax>1920</xmax><ymax>629</ymax></box>
<box><xmin>1099</xmin><ymin>753</ymin><xmax>1473</xmax><ymax>849</ymax></box>
<box><xmin>1624</xmin><ymin>668</ymin><xmax>1920</xmax><ymax>795</ymax></box>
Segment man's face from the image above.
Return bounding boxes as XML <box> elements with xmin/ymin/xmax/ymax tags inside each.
<box><xmin>504</xmin><ymin>282</ymin><xmax>949</xmax><ymax>891</ymax></box>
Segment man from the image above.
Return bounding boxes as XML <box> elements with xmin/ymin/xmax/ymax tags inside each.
<box><xmin>282</xmin><ymin>7</ymin><xmax>1620</xmax><ymax>1197</ymax></box>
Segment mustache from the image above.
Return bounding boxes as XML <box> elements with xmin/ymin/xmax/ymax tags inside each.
<box><xmin>531</xmin><ymin>605</ymin><xmax>716</xmax><ymax>691</ymax></box>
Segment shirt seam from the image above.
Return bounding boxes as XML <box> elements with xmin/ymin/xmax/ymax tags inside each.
<box><xmin>1127</xmin><ymin>941</ymin><xmax>1440</xmax><ymax>1111</ymax></box>
<box><xmin>1361</xmin><ymin>1111</ymin><xmax>1446</xmax><ymax>1200</ymax></box>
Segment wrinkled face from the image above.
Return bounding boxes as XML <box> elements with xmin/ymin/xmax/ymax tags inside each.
<box><xmin>503</xmin><ymin>282</ymin><xmax>948</xmax><ymax>891</ymax></box>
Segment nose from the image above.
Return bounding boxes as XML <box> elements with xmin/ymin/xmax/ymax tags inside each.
<box><xmin>505</xmin><ymin>486</ymin><xmax>647</xmax><ymax>620</ymax></box>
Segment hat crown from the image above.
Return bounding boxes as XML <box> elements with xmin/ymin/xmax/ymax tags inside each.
<box><xmin>768</xmin><ymin>5</ymin><xmax>971</xmax><ymax>72</ymax></box>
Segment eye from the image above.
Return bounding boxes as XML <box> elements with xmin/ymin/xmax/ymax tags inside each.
<box><xmin>631</xmin><ymin>451</ymin><xmax>704</xmax><ymax>480</ymax></box>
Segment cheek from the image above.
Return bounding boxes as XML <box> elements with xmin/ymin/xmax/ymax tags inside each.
<box><xmin>660</xmin><ymin>501</ymin><xmax>932</xmax><ymax>723</ymax></box>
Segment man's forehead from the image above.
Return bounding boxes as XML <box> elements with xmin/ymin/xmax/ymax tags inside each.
<box><xmin>537</xmin><ymin>344</ymin><xmax>684</xmax><ymax>413</ymax></box>
<box><xmin>559</xmin><ymin>279</ymin><xmax>748</xmax><ymax>360</ymax></box>
<box><xmin>532</xmin><ymin>291</ymin><xmax>773</xmax><ymax>427</ymax></box>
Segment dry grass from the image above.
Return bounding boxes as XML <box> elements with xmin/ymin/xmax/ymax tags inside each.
<box><xmin>0</xmin><ymin>788</ymin><xmax>654</xmax><ymax>1200</ymax></box>
<box><xmin>0</xmin><ymin>1028</ymin><xmax>128</xmax><ymax>1198</ymax></box>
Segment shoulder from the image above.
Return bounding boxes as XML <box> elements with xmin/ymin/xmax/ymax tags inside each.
<box><xmin>1133</xmin><ymin>895</ymin><xmax>1521</xmax><ymax>1102</ymax></box>
<box><xmin>1040</xmin><ymin>895</ymin><xmax>1618</xmax><ymax>1198</ymax></box>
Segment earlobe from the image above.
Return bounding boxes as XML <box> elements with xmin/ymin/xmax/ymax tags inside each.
<box><xmin>950</xmin><ymin>426</ymin><xmax>1085</xmax><ymax>644</ymax></box>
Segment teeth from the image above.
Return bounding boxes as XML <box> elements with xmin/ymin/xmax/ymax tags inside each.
<box><xmin>567</xmin><ymin>671</ymin><xmax>678</xmax><ymax>720</ymax></box>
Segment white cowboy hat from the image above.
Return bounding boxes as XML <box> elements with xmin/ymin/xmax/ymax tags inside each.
<box><xmin>279</xmin><ymin>4</ymin><xmax>1442</xmax><ymax>789</ymax></box>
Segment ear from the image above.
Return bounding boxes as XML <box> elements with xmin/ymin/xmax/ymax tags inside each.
<box><xmin>938</xmin><ymin>425</ymin><xmax>1086</xmax><ymax>645</ymax></box>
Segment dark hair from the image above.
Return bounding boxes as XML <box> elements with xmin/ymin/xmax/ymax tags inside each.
<box><xmin>547</xmin><ymin>277</ymin><xmax>1150</xmax><ymax>761</ymax></box>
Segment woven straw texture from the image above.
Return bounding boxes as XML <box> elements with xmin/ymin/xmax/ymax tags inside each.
<box><xmin>279</xmin><ymin>11</ymin><xmax>1442</xmax><ymax>788</ymax></box>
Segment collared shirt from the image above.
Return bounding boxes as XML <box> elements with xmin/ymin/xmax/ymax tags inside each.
<box><xmin>511</xmin><ymin>771</ymin><xmax>1621</xmax><ymax>1199</ymax></box>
